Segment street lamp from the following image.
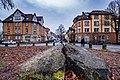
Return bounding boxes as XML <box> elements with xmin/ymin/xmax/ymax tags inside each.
<box><xmin>69</xmin><ymin>27</ymin><xmax>75</xmax><ymax>45</ymax></box>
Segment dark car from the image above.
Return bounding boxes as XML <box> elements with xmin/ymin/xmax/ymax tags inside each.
<box><xmin>0</xmin><ymin>40</ymin><xmax>3</xmax><ymax>44</ymax></box>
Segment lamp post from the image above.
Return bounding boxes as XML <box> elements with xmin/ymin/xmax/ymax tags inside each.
<box><xmin>70</xmin><ymin>27</ymin><xmax>75</xmax><ymax>45</ymax></box>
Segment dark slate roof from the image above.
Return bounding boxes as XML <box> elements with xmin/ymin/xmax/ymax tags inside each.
<box><xmin>90</xmin><ymin>10</ymin><xmax>111</xmax><ymax>15</ymax></box>
<box><xmin>3</xmin><ymin>9</ymin><xmax>43</xmax><ymax>23</ymax></box>
<box><xmin>73</xmin><ymin>12</ymin><xmax>91</xmax><ymax>23</ymax></box>
<box><xmin>73</xmin><ymin>10</ymin><xmax>112</xmax><ymax>23</ymax></box>
<box><xmin>23</xmin><ymin>14</ymin><xmax>34</xmax><ymax>22</ymax></box>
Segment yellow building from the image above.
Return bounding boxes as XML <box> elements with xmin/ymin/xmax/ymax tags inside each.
<box><xmin>72</xmin><ymin>10</ymin><xmax>119</xmax><ymax>44</ymax></box>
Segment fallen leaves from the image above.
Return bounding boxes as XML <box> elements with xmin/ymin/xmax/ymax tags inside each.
<box><xmin>88</xmin><ymin>49</ymin><xmax>120</xmax><ymax>80</ymax></box>
<box><xmin>0</xmin><ymin>46</ymin><xmax>51</xmax><ymax>80</ymax></box>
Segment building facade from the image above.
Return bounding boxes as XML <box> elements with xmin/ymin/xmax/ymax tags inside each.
<box><xmin>2</xmin><ymin>9</ymin><xmax>47</xmax><ymax>42</ymax></box>
<box><xmin>72</xmin><ymin>10</ymin><xmax>120</xmax><ymax>44</ymax></box>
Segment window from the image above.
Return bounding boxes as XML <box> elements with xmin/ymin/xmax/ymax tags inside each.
<box><xmin>34</xmin><ymin>23</ymin><xmax>36</xmax><ymax>26</ymax></box>
<box><xmin>94</xmin><ymin>35</ymin><xmax>97</xmax><ymax>40</ymax></box>
<box><xmin>94</xmin><ymin>15</ymin><xmax>99</xmax><ymax>19</ymax></box>
<box><xmin>84</xmin><ymin>28</ymin><xmax>89</xmax><ymax>32</ymax></box>
<box><xmin>26</xmin><ymin>17</ymin><xmax>29</xmax><ymax>20</ymax></box>
<box><xmin>14</xmin><ymin>28</ymin><xmax>20</xmax><ymax>33</ymax></box>
<box><xmin>104</xmin><ymin>28</ymin><xmax>109</xmax><ymax>32</ymax></box>
<box><xmin>25</xmin><ymin>23</ymin><xmax>28</xmax><ymax>26</ymax></box>
<box><xmin>26</xmin><ymin>28</ymin><xmax>28</xmax><ymax>33</ymax></box>
<box><xmin>15</xmin><ymin>16</ymin><xmax>21</xmax><ymax>20</ymax></box>
<box><xmin>84</xmin><ymin>21</ymin><xmax>89</xmax><ymax>26</ymax></box>
<box><xmin>77</xmin><ymin>36</ymin><xmax>81</xmax><ymax>42</ymax></box>
<box><xmin>8</xmin><ymin>23</ymin><xmax>10</xmax><ymax>27</ymax></box>
<box><xmin>7</xmin><ymin>28</ymin><xmax>10</xmax><ymax>34</ymax></box>
<box><xmin>18</xmin><ymin>28</ymin><xmax>20</xmax><ymax>33</ymax></box>
<box><xmin>94</xmin><ymin>28</ymin><xmax>99</xmax><ymax>32</ymax></box>
<box><xmin>25</xmin><ymin>36</ymin><xmax>30</xmax><ymax>42</ymax></box>
<box><xmin>106</xmin><ymin>35</ymin><xmax>110</xmax><ymax>41</ymax></box>
<box><xmin>15</xmin><ymin>36</ymin><xmax>21</xmax><ymax>40</ymax></box>
<box><xmin>94</xmin><ymin>21</ymin><xmax>99</xmax><ymax>26</ymax></box>
<box><xmin>104</xmin><ymin>21</ymin><xmax>110</xmax><ymax>26</ymax></box>
<box><xmin>85</xmin><ymin>36</ymin><xmax>90</xmax><ymax>43</ymax></box>
<box><xmin>15</xmin><ymin>22</ymin><xmax>20</xmax><ymax>26</ymax></box>
<box><xmin>34</xmin><ymin>29</ymin><xmax>37</xmax><ymax>33</ymax></box>
<box><xmin>8</xmin><ymin>36</ymin><xmax>10</xmax><ymax>40</ymax></box>
<box><xmin>78</xmin><ymin>29</ymin><xmax>80</xmax><ymax>33</ymax></box>
<box><xmin>118</xmin><ymin>35</ymin><xmax>120</xmax><ymax>41</ymax></box>
<box><xmin>104</xmin><ymin>15</ymin><xmax>109</xmax><ymax>20</ymax></box>
<box><xmin>78</xmin><ymin>22</ymin><xmax>81</xmax><ymax>27</ymax></box>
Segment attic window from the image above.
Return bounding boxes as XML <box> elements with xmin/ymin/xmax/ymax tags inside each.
<box><xmin>26</xmin><ymin>18</ymin><xmax>29</xmax><ymax>20</ymax></box>
<box><xmin>15</xmin><ymin>16</ymin><xmax>21</xmax><ymax>20</ymax></box>
<box><xmin>9</xmin><ymin>18</ymin><xmax>12</xmax><ymax>20</ymax></box>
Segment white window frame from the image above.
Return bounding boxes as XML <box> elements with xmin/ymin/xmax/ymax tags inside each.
<box><xmin>78</xmin><ymin>22</ymin><xmax>81</xmax><ymax>27</ymax></box>
<box><xmin>94</xmin><ymin>21</ymin><xmax>99</xmax><ymax>26</ymax></box>
<box><xmin>78</xmin><ymin>29</ymin><xmax>80</xmax><ymax>33</ymax></box>
<box><xmin>84</xmin><ymin>28</ymin><xmax>89</xmax><ymax>32</ymax></box>
<box><xmin>104</xmin><ymin>28</ymin><xmax>109</xmax><ymax>32</ymax></box>
<box><xmin>84</xmin><ymin>21</ymin><xmax>89</xmax><ymax>26</ymax></box>
<box><xmin>104</xmin><ymin>21</ymin><xmax>110</xmax><ymax>26</ymax></box>
<box><xmin>26</xmin><ymin>23</ymin><xmax>28</xmax><ymax>26</ymax></box>
<box><xmin>94</xmin><ymin>15</ymin><xmax>99</xmax><ymax>19</ymax></box>
<box><xmin>94</xmin><ymin>28</ymin><xmax>99</xmax><ymax>32</ymax></box>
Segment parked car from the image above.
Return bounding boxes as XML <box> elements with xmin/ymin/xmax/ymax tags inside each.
<box><xmin>2</xmin><ymin>40</ymin><xmax>16</xmax><ymax>44</ymax></box>
<box><xmin>46</xmin><ymin>39</ymin><xmax>58</xmax><ymax>43</ymax></box>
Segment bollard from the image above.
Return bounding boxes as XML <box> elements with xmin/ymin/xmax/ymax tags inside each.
<box><xmin>46</xmin><ymin>42</ymin><xmax>48</xmax><ymax>46</ymax></box>
<box><xmin>89</xmin><ymin>43</ymin><xmax>92</xmax><ymax>48</ymax></box>
<box><xmin>33</xmin><ymin>43</ymin><xmax>35</xmax><ymax>46</ymax></box>
<box><xmin>53</xmin><ymin>42</ymin><xmax>55</xmax><ymax>46</ymax></box>
<box><xmin>102</xmin><ymin>43</ymin><xmax>107</xmax><ymax>50</ymax></box>
<box><xmin>17</xmin><ymin>42</ymin><xmax>20</xmax><ymax>46</ymax></box>
<box><xmin>5</xmin><ymin>43</ymin><xmax>8</xmax><ymax>47</ymax></box>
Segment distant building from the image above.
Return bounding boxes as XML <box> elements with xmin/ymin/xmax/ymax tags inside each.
<box><xmin>47</xmin><ymin>31</ymin><xmax>57</xmax><ymax>40</ymax></box>
<box><xmin>71</xmin><ymin>10</ymin><xmax>120</xmax><ymax>44</ymax></box>
<box><xmin>2</xmin><ymin>9</ymin><xmax>47</xmax><ymax>42</ymax></box>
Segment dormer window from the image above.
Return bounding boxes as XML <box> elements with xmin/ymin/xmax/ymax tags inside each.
<box><xmin>15</xmin><ymin>16</ymin><xmax>21</xmax><ymax>20</ymax></box>
<box><xmin>94</xmin><ymin>15</ymin><xmax>99</xmax><ymax>19</ymax></box>
<box><xmin>26</xmin><ymin>18</ymin><xmax>29</xmax><ymax>20</ymax></box>
<box><xmin>9</xmin><ymin>18</ymin><xmax>12</xmax><ymax>20</ymax></box>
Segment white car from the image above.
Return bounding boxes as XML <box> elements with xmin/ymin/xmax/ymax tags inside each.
<box><xmin>2</xmin><ymin>40</ymin><xmax>16</xmax><ymax>44</ymax></box>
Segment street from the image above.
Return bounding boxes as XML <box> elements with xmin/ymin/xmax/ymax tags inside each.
<box><xmin>0</xmin><ymin>43</ymin><xmax>120</xmax><ymax>52</ymax></box>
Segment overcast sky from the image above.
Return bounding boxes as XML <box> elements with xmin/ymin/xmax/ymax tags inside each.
<box><xmin>0</xmin><ymin>0</ymin><xmax>113</xmax><ymax>33</ymax></box>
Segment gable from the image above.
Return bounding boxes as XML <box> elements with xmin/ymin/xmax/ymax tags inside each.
<box><xmin>13</xmin><ymin>10</ymin><xmax>25</xmax><ymax>21</ymax></box>
<box><xmin>33</xmin><ymin>14</ymin><xmax>37</xmax><ymax>22</ymax></box>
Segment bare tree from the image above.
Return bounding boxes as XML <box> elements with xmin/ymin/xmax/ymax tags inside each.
<box><xmin>0</xmin><ymin>0</ymin><xmax>14</xmax><ymax>10</ymax></box>
<box><xmin>56</xmin><ymin>24</ymin><xmax>66</xmax><ymax>40</ymax></box>
<box><xmin>106</xmin><ymin>0</ymin><xmax>120</xmax><ymax>43</ymax></box>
